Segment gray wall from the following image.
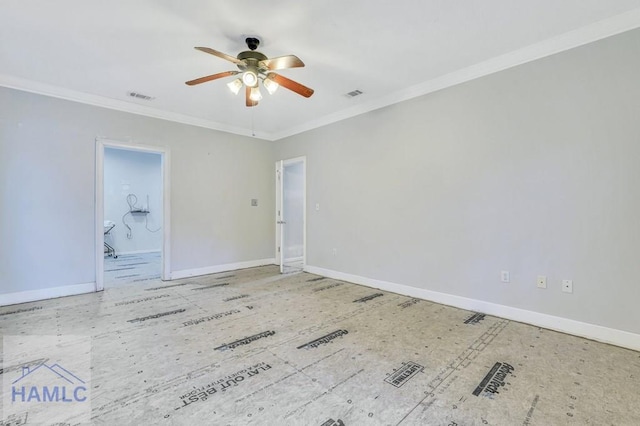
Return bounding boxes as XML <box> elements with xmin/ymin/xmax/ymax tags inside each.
<box><xmin>275</xmin><ymin>29</ymin><xmax>640</xmax><ymax>335</ymax></box>
<box><xmin>0</xmin><ymin>87</ymin><xmax>274</xmax><ymax>294</ymax></box>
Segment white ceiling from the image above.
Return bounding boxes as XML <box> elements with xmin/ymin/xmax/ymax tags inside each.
<box><xmin>2</xmin><ymin>1</ymin><xmax>640</xmax><ymax>140</ymax></box>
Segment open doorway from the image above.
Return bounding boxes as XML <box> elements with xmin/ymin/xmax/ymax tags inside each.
<box><xmin>275</xmin><ymin>157</ymin><xmax>306</xmax><ymax>274</ymax></box>
<box><xmin>95</xmin><ymin>139</ymin><xmax>170</xmax><ymax>291</ymax></box>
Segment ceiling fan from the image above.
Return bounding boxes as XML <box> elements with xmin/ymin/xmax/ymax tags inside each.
<box><xmin>185</xmin><ymin>37</ymin><xmax>314</xmax><ymax>107</ymax></box>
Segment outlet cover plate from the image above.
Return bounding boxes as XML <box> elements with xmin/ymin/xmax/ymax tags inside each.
<box><xmin>537</xmin><ymin>275</ymin><xmax>547</xmax><ymax>289</ymax></box>
<box><xmin>562</xmin><ymin>279</ymin><xmax>573</xmax><ymax>293</ymax></box>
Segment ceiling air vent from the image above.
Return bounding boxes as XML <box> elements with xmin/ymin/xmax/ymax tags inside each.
<box><xmin>127</xmin><ymin>91</ymin><xmax>155</xmax><ymax>101</ymax></box>
<box><xmin>345</xmin><ymin>89</ymin><xmax>363</xmax><ymax>98</ymax></box>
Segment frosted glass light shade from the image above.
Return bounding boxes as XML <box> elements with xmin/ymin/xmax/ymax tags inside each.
<box><xmin>226</xmin><ymin>78</ymin><xmax>243</xmax><ymax>95</ymax></box>
<box><xmin>263</xmin><ymin>77</ymin><xmax>279</xmax><ymax>94</ymax></box>
<box><xmin>250</xmin><ymin>86</ymin><xmax>262</xmax><ymax>102</ymax></box>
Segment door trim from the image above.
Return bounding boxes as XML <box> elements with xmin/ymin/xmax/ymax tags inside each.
<box><xmin>275</xmin><ymin>156</ymin><xmax>307</xmax><ymax>272</ymax></box>
<box><xmin>95</xmin><ymin>138</ymin><xmax>171</xmax><ymax>291</ymax></box>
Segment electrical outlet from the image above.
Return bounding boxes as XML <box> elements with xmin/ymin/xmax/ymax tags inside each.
<box><xmin>501</xmin><ymin>271</ymin><xmax>510</xmax><ymax>283</ymax></box>
<box><xmin>537</xmin><ymin>275</ymin><xmax>547</xmax><ymax>289</ymax></box>
<box><xmin>562</xmin><ymin>279</ymin><xmax>573</xmax><ymax>293</ymax></box>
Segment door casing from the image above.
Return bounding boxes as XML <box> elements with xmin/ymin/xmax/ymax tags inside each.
<box><xmin>275</xmin><ymin>156</ymin><xmax>306</xmax><ymax>272</ymax></box>
<box><xmin>95</xmin><ymin>138</ymin><xmax>171</xmax><ymax>291</ymax></box>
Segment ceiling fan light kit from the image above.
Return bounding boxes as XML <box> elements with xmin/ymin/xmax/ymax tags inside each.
<box><xmin>241</xmin><ymin>69</ymin><xmax>258</xmax><ymax>87</ymax></box>
<box><xmin>186</xmin><ymin>37</ymin><xmax>314</xmax><ymax>107</ymax></box>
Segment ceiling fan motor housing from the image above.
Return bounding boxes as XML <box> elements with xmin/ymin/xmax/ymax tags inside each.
<box><xmin>237</xmin><ymin>48</ymin><xmax>268</xmax><ymax>87</ymax></box>
<box><xmin>237</xmin><ymin>51</ymin><xmax>268</xmax><ymax>63</ymax></box>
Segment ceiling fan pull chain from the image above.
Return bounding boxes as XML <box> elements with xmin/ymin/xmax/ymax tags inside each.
<box><xmin>251</xmin><ymin>107</ymin><xmax>255</xmax><ymax>137</ymax></box>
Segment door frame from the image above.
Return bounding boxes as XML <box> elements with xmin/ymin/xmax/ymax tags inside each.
<box><xmin>275</xmin><ymin>156</ymin><xmax>307</xmax><ymax>271</ymax></box>
<box><xmin>95</xmin><ymin>138</ymin><xmax>171</xmax><ymax>291</ymax></box>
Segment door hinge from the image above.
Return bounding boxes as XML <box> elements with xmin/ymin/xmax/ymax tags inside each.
<box><xmin>278</xmin><ymin>246</ymin><xmax>281</xmax><ymax>253</ymax></box>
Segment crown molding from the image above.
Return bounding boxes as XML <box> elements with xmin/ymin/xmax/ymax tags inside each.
<box><xmin>0</xmin><ymin>74</ymin><xmax>273</xmax><ymax>141</ymax></box>
<box><xmin>271</xmin><ymin>8</ymin><xmax>640</xmax><ymax>141</ymax></box>
<box><xmin>2</xmin><ymin>8</ymin><xmax>640</xmax><ymax>142</ymax></box>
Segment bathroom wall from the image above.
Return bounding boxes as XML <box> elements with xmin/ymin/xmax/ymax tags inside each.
<box><xmin>104</xmin><ymin>147</ymin><xmax>162</xmax><ymax>255</ymax></box>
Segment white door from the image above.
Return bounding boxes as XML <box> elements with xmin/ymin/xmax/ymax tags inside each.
<box><xmin>276</xmin><ymin>157</ymin><xmax>306</xmax><ymax>274</ymax></box>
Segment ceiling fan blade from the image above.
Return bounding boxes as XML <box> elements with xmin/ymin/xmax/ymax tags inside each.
<box><xmin>195</xmin><ymin>47</ymin><xmax>244</xmax><ymax>66</ymax></box>
<box><xmin>269</xmin><ymin>73</ymin><xmax>314</xmax><ymax>98</ymax></box>
<box><xmin>259</xmin><ymin>55</ymin><xmax>305</xmax><ymax>71</ymax></box>
<box><xmin>185</xmin><ymin>71</ymin><xmax>239</xmax><ymax>86</ymax></box>
<box><xmin>245</xmin><ymin>86</ymin><xmax>258</xmax><ymax>107</ymax></box>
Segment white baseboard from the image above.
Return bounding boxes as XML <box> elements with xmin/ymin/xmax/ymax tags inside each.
<box><xmin>0</xmin><ymin>282</ymin><xmax>97</xmax><ymax>307</ymax></box>
<box><xmin>304</xmin><ymin>265</ymin><xmax>640</xmax><ymax>352</ymax></box>
<box><xmin>171</xmin><ymin>258</ymin><xmax>276</xmax><ymax>280</ymax></box>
